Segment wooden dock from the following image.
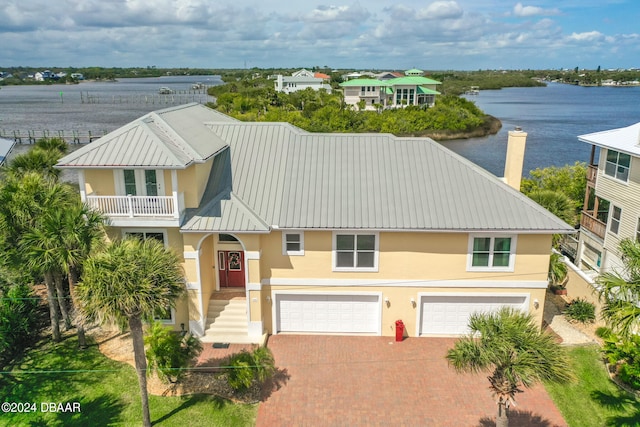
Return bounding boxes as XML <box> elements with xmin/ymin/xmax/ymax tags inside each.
<box><xmin>80</xmin><ymin>90</ymin><xmax>212</xmax><ymax>105</ymax></box>
<box><xmin>0</xmin><ymin>129</ymin><xmax>108</xmax><ymax>144</ymax></box>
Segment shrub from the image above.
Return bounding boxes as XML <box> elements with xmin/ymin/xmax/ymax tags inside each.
<box><xmin>595</xmin><ymin>326</ymin><xmax>613</xmax><ymax>339</ymax></box>
<box><xmin>0</xmin><ymin>284</ymin><xmax>45</xmax><ymax>367</ymax></box>
<box><xmin>600</xmin><ymin>332</ymin><xmax>640</xmax><ymax>389</ymax></box>
<box><xmin>564</xmin><ymin>298</ymin><xmax>595</xmax><ymax>323</ymax></box>
<box><xmin>226</xmin><ymin>347</ymin><xmax>276</xmax><ymax>391</ymax></box>
<box><xmin>227</xmin><ymin>351</ymin><xmax>255</xmax><ymax>391</ymax></box>
<box><xmin>619</xmin><ymin>362</ymin><xmax>640</xmax><ymax>389</ymax></box>
<box><xmin>144</xmin><ymin>321</ymin><xmax>202</xmax><ymax>384</ymax></box>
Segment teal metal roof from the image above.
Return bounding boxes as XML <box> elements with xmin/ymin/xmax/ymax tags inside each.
<box><xmin>339</xmin><ymin>79</ymin><xmax>389</xmax><ymax>87</ymax></box>
<box><xmin>387</xmin><ymin>76</ymin><xmax>441</xmax><ymax>86</ymax></box>
<box><xmin>417</xmin><ymin>86</ymin><xmax>441</xmax><ymax>95</ymax></box>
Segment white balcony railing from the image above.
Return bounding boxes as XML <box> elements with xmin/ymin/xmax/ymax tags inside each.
<box><xmin>86</xmin><ymin>194</ymin><xmax>182</xmax><ymax>219</ymax></box>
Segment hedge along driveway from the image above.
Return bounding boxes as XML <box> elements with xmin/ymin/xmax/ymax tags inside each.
<box><xmin>257</xmin><ymin>335</ymin><xmax>566</xmax><ymax>427</ymax></box>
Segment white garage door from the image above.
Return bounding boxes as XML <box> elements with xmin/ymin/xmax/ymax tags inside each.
<box><xmin>420</xmin><ymin>294</ymin><xmax>527</xmax><ymax>336</ymax></box>
<box><xmin>276</xmin><ymin>294</ymin><xmax>380</xmax><ymax>334</ymax></box>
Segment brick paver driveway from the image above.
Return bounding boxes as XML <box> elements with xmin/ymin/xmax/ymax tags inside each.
<box><xmin>257</xmin><ymin>335</ymin><xmax>566</xmax><ymax>427</ymax></box>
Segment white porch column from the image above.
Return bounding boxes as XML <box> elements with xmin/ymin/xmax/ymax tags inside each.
<box><xmin>171</xmin><ymin>170</ymin><xmax>179</xmax><ymax>219</ymax></box>
<box><xmin>184</xmin><ymin>249</ymin><xmax>205</xmax><ymax>337</ymax></box>
<box><xmin>78</xmin><ymin>170</ymin><xmax>86</xmax><ymax>202</ymax></box>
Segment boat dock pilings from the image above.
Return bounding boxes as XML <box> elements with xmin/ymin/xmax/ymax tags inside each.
<box><xmin>80</xmin><ymin>89</ymin><xmax>211</xmax><ymax>105</ymax></box>
<box><xmin>0</xmin><ymin>129</ymin><xmax>108</xmax><ymax>144</ymax></box>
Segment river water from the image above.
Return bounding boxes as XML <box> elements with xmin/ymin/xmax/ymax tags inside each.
<box><xmin>0</xmin><ymin>75</ymin><xmax>221</xmax><ymax>133</ymax></box>
<box><xmin>448</xmin><ymin>83</ymin><xmax>640</xmax><ymax>176</ymax></box>
<box><xmin>2</xmin><ymin>78</ymin><xmax>639</xmax><ymax>175</ymax></box>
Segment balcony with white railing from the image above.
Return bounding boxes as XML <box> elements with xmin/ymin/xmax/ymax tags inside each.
<box><xmin>85</xmin><ymin>193</ymin><xmax>185</xmax><ymax>225</ymax></box>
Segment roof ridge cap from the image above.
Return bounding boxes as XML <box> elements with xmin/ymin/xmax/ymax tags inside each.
<box><xmin>145</xmin><ymin>113</ymin><xmax>203</xmax><ymax>162</ymax></box>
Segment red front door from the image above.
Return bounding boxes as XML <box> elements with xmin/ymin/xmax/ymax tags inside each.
<box><xmin>218</xmin><ymin>251</ymin><xmax>245</xmax><ymax>288</ymax></box>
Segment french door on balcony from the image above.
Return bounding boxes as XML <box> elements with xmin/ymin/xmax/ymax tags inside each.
<box><xmin>118</xmin><ymin>169</ymin><xmax>164</xmax><ymax>196</ymax></box>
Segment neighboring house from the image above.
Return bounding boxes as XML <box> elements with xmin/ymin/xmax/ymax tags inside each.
<box><xmin>56</xmin><ymin>103</ymin><xmax>571</xmax><ymax>344</ymax></box>
<box><xmin>340</xmin><ymin>69</ymin><xmax>441</xmax><ymax>110</ymax></box>
<box><xmin>34</xmin><ymin>70</ymin><xmax>58</xmax><ymax>81</ymax></box>
<box><xmin>377</xmin><ymin>71</ymin><xmax>404</xmax><ymax>80</ymax></box>
<box><xmin>274</xmin><ymin>69</ymin><xmax>332</xmax><ymax>94</ymax></box>
<box><xmin>575</xmin><ymin>122</ymin><xmax>640</xmax><ymax>274</ymax></box>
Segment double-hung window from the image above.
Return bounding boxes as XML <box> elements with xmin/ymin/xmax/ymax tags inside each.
<box><xmin>604</xmin><ymin>149</ymin><xmax>630</xmax><ymax>182</ymax></box>
<box><xmin>333</xmin><ymin>232</ymin><xmax>378</xmax><ymax>271</ymax></box>
<box><xmin>468</xmin><ymin>235</ymin><xmax>516</xmax><ymax>271</ymax></box>
<box><xmin>123</xmin><ymin>230</ymin><xmax>167</xmax><ymax>246</ymax></box>
<box><xmin>153</xmin><ymin>305</ymin><xmax>175</xmax><ymax>324</ymax></box>
<box><xmin>282</xmin><ymin>232</ymin><xmax>304</xmax><ymax>256</ymax></box>
<box><xmin>609</xmin><ymin>206</ymin><xmax>622</xmax><ymax>235</ymax></box>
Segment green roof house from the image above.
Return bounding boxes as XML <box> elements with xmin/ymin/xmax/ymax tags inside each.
<box><xmin>339</xmin><ymin>70</ymin><xmax>441</xmax><ymax>111</ymax></box>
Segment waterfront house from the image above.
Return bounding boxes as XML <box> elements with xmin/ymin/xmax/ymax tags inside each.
<box><xmin>56</xmin><ymin>103</ymin><xmax>571</xmax><ymax>343</ymax></box>
<box><xmin>575</xmin><ymin>122</ymin><xmax>640</xmax><ymax>274</ymax></box>
<box><xmin>340</xmin><ymin>69</ymin><xmax>441</xmax><ymax>110</ymax></box>
<box><xmin>273</xmin><ymin>69</ymin><xmax>332</xmax><ymax>94</ymax></box>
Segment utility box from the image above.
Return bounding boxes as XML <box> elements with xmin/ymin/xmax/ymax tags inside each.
<box><xmin>395</xmin><ymin>320</ymin><xmax>405</xmax><ymax>342</ymax></box>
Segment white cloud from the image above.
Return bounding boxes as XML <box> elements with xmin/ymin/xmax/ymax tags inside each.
<box><xmin>418</xmin><ymin>1</ymin><xmax>463</xmax><ymax>20</ymax></box>
<box><xmin>568</xmin><ymin>31</ymin><xmax>605</xmax><ymax>42</ymax></box>
<box><xmin>513</xmin><ymin>2</ymin><xmax>560</xmax><ymax>17</ymax></box>
<box><xmin>306</xmin><ymin>4</ymin><xmax>368</xmax><ymax>23</ymax></box>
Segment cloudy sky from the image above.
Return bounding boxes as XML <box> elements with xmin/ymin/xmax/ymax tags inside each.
<box><xmin>2</xmin><ymin>0</ymin><xmax>638</xmax><ymax>70</ymax></box>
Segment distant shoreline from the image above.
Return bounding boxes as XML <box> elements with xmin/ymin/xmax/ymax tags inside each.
<box><xmin>407</xmin><ymin>115</ymin><xmax>502</xmax><ymax>142</ymax></box>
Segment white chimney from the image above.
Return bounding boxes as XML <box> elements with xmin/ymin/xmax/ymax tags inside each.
<box><xmin>503</xmin><ymin>127</ymin><xmax>527</xmax><ymax>190</ymax></box>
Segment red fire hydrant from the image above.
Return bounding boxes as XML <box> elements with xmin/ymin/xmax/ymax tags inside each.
<box><xmin>395</xmin><ymin>320</ymin><xmax>405</xmax><ymax>342</ymax></box>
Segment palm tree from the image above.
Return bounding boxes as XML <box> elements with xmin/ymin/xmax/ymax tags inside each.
<box><xmin>0</xmin><ymin>172</ymin><xmax>76</xmax><ymax>341</ymax></box>
<box><xmin>76</xmin><ymin>238</ymin><xmax>185</xmax><ymax>427</ymax></box>
<box><xmin>21</xmin><ymin>202</ymin><xmax>107</xmax><ymax>346</ymax></box>
<box><xmin>58</xmin><ymin>203</ymin><xmax>107</xmax><ymax>348</ymax></box>
<box><xmin>446</xmin><ymin>308</ymin><xmax>573</xmax><ymax>427</ymax></box>
<box><xmin>527</xmin><ymin>189</ymin><xmax>576</xmax><ymax>226</ymax></box>
<box><xmin>548</xmin><ymin>252</ymin><xmax>569</xmax><ymax>291</ymax></box>
<box><xmin>597</xmin><ymin>238</ymin><xmax>640</xmax><ymax>338</ymax></box>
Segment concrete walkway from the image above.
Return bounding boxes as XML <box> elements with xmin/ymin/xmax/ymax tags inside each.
<box><xmin>257</xmin><ymin>336</ymin><xmax>567</xmax><ymax>427</ymax></box>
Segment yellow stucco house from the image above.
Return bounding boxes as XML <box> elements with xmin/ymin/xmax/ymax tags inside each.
<box><xmin>56</xmin><ymin>103</ymin><xmax>572</xmax><ymax>343</ymax></box>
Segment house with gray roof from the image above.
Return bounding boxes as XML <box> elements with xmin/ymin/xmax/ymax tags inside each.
<box><xmin>273</xmin><ymin>69</ymin><xmax>332</xmax><ymax>94</ymax></box>
<box><xmin>57</xmin><ymin>103</ymin><xmax>572</xmax><ymax>343</ymax></box>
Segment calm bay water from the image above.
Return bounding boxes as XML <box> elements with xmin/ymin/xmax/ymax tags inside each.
<box><xmin>0</xmin><ymin>75</ymin><xmax>221</xmax><ymax>132</ymax></box>
<box><xmin>447</xmin><ymin>83</ymin><xmax>640</xmax><ymax>176</ymax></box>
<box><xmin>1</xmin><ymin>78</ymin><xmax>639</xmax><ymax>175</ymax></box>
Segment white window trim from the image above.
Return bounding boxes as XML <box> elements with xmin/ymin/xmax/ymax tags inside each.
<box><xmin>153</xmin><ymin>307</ymin><xmax>176</xmax><ymax>325</ymax></box>
<box><xmin>608</xmin><ymin>205</ymin><xmax>622</xmax><ymax>235</ymax></box>
<box><xmin>467</xmin><ymin>234</ymin><xmax>517</xmax><ymax>272</ymax></box>
<box><xmin>603</xmin><ymin>149</ymin><xmax>631</xmax><ymax>184</ymax></box>
<box><xmin>121</xmin><ymin>228</ymin><xmax>168</xmax><ymax>248</ymax></box>
<box><xmin>332</xmin><ymin>231</ymin><xmax>379</xmax><ymax>272</ymax></box>
<box><xmin>282</xmin><ymin>231</ymin><xmax>305</xmax><ymax>256</ymax></box>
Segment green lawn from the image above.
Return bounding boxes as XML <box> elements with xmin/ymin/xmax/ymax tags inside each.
<box><xmin>545</xmin><ymin>345</ymin><xmax>640</xmax><ymax>427</ymax></box>
<box><xmin>0</xmin><ymin>334</ymin><xmax>257</xmax><ymax>427</ymax></box>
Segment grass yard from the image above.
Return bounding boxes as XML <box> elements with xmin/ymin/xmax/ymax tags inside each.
<box><xmin>0</xmin><ymin>334</ymin><xmax>257</xmax><ymax>427</ymax></box>
<box><xmin>545</xmin><ymin>345</ymin><xmax>640</xmax><ymax>427</ymax></box>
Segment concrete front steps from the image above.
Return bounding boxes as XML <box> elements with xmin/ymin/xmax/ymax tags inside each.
<box><xmin>202</xmin><ymin>299</ymin><xmax>256</xmax><ymax>344</ymax></box>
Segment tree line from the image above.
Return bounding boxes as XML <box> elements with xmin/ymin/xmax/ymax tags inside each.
<box><xmin>207</xmin><ymin>78</ymin><xmax>492</xmax><ymax>139</ymax></box>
